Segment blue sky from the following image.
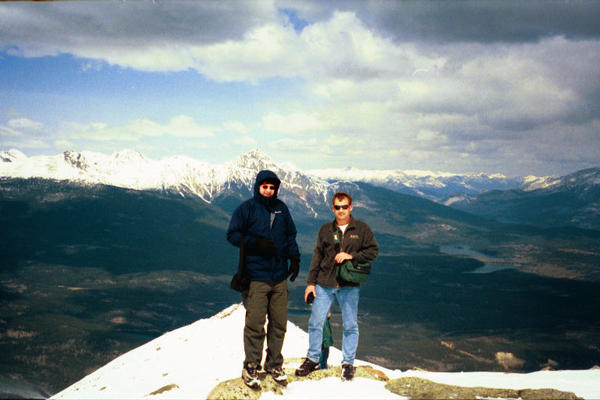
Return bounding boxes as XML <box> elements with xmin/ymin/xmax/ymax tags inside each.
<box><xmin>1</xmin><ymin>1</ymin><xmax>599</xmax><ymax>176</ymax></box>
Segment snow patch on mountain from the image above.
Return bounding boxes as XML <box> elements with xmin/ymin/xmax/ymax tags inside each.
<box><xmin>522</xmin><ymin>175</ymin><xmax>558</xmax><ymax>191</ymax></box>
<box><xmin>0</xmin><ymin>149</ymin><xmax>331</xmax><ymax>208</ymax></box>
<box><xmin>308</xmin><ymin>167</ymin><xmax>533</xmax><ymax>202</ymax></box>
<box><xmin>0</xmin><ymin>148</ymin><xmax>572</xmax><ymax>205</ymax></box>
<box><xmin>0</xmin><ymin>148</ymin><xmax>27</xmax><ymax>163</ymax></box>
<box><xmin>50</xmin><ymin>303</ymin><xmax>600</xmax><ymax>400</ymax></box>
<box><xmin>309</xmin><ymin>167</ymin><xmax>460</xmax><ymax>181</ymax></box>
<box><xmin>443</xmin><ymin>195</ymin><xmax>469</xmax><ymax>207</ymax></box>
<box><xmin>522</xmin><ymin>168</ymin><xmax>600</xmax><ymax>192</ymax></box>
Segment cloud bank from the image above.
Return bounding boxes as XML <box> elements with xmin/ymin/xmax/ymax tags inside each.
<box><xmin>0</xmin><ymin>1</ymin><xmax>598</xmax><ymax>175</ymax></box>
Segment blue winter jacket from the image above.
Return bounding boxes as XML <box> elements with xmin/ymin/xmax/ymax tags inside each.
<box><xmin>227</xmin><ymin>170</ymin><xmax>301</xmax><ymax>282</ymax></box>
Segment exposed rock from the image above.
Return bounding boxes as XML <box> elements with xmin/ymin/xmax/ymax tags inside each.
<box><xmin>541</xmin><ymin>359</ymin><xmax>559</xmax><ymax>371</ymax></box>
<box><xmin>146</xmin><ymin>383</ymin><xmax>180</xmax><ymax>396</ymax></box>
<box><xmin>385</xmin><ymin>377</ymin><xmax>582</xmax><ymax>400</ymax></box>
<box><xmin>207</xmin><ymin>363</ymin><xmax>389</xmax><ymax>399</ymax></box>
<box><xmin>495</xmin><ymin>351</ymin><xmax>525</xmax><ymax>370</ymax></box>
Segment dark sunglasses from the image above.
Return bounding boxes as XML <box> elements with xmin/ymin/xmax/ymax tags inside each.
<box><xmin>333</xmin><ymin>205</ymin><xmax>350</xmax><ymax>210</ymax></box>
<box><xmin>261</xmin><ymin>184</ymin><xmax>276</xmax><ymax>190</ymax></box>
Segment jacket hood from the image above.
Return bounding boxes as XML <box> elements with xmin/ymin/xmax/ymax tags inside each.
<box><xmin>253</xmin><ymin>170</ymin><xmax>281</xmax><ymax>208</ymax></box>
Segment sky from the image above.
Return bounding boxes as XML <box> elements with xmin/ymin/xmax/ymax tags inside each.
<box><xmin>1</xmin><ymin>0</ymin><xmax>599</xmax><ymax>176</ymax></box>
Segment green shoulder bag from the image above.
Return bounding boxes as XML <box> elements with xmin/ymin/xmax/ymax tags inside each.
<box><xmin>333</xmin><ymin>231</ymin><xmax>371</xmax><ymax>284</ymax></box>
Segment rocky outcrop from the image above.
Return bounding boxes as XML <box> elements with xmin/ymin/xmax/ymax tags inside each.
<box><xmin>386</xmin><ymin>376</ymin><xmax>582</xmax><ymax>400</ymax></box>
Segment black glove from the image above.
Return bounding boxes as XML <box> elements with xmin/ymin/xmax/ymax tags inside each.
<box><xmin>254</xmin><ymin>238</ymin><xmax>277</xmax><ymax>255</ymax></box>
<box><xmin>288</xmin><ymin>258</ymin><xmax>300</xmax><ymax>282</ymax></box>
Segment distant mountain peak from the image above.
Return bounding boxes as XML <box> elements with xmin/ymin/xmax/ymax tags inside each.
<box><xmin>1</xmin><ymin>149</ymin><xmax>27</xmax><ymax>163</ymax></box>
<box><xmin>235</xmin><ymin>148</ymin><xmax>273</xmax><ymax>164</ymax></box>
<box><xmin>111</xmin><ymin>149</ymin><xmax>146</xmax><ymax>162</ymax></box>
<box><xmin>229</xmin><ymin>148</ymin><xmax>279</xmax><ymax>174</ymax></box>
<box><xmin>63</xmin><ymin>150</ymin><xmax>89</xmax><ymax>170</ymax></box>
<box><xmin>3</xmin><ymin>148</ymin><xmax>594</xmax><ymax>212</ymax></box>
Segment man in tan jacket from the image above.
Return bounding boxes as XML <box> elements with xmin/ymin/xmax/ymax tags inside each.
<box><xmin>295</xmin><ymin>191</ymin><xmax>378</xmax><ymax>381</ymax></box>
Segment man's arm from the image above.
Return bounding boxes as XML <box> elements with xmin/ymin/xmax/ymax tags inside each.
<box><xmin>226</xmin><ymin>203</ymin><xmax>255</xmax><ymax>249</ymax></box>
<box><xmin>349</xmin><ymin>225</ymin><xmax>378</xmax><ymax>263</ymax></box>
<box><xmin>305</xmin><ymin>227</ymin><xmax>324</xmax><ymax>301</ymax></box>
<box><xmin>285</xmin><ymin>206</ymin><xmax>301</xmax><ymax>260</ymax></box>
<box><xmin>304</xmin><ymin>284</ymin><xmax>316</xmax><ymax>303</ymax></box>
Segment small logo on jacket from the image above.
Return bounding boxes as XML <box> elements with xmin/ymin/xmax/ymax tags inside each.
<box><xmin>349</xmin><ymin>234</ymin><xmax>359</xmax><ymax>239</ymax></box>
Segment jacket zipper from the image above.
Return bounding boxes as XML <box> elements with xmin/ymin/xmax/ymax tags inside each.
<box><xmin>269</xmin><ymin>209</ymin><xmax>276</xmax><ymax>277</ymax></box>
<box><xmin>336</xmin><ymin>227</ymin><xmax>348</xmax><ymax>288</ymax></box>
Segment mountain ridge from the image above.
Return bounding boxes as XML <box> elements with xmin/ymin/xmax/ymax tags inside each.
<box><xmin>447</xmin><ymin>166</ymin><xmax>600</xmax><ymax>230</ymax></box>
<box><xmin>1</xmin><ymin>148</ymin><xmax>547</xmax><ymax>204</ymax></box>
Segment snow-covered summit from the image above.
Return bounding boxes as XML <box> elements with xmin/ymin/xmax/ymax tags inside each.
<box><xmin>0</xmin><ymin>148</ymin><xmax>565</xmax><ymax>204</ymax></box>
<box><xmin>0</xmin><ymin>148</ymin><xmax>27</xmax><ymax>163</ymax></box>
<box><xmin>308</xmin><ymin>167</ymin><xmax>531</xmax><ymax>201</ymax></box>
<box><xmin>0</xmin><ymin>149</ymin><xmax>330</xmax><ymax>205</ymax></box>
<box><xmin>229</xmin><ymin>148</ymin><xmax>277</xmax><ymax>171</ymax></box>
<box><xmin>50</xmin><ymin>303</ymin><xmax>600</xmax><ymax>399</ymax></box>
<box><xmin>523</xmin><ymin>167</ymin><xmax>600</xmax><ymax>192</ymax></box>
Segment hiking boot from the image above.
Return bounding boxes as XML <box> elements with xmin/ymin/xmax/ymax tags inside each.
<box><xmin>341</xmin><ymin>364</ymin><xmax>355</xmax><ymax>381</ymax></box>
<box><xmin>265</xmin><ymin>366</ymin><xmax>288</xmax><ymax>386</ymax></box>
<box><xmin>242</xmin><ymin>362</ymin><xmax>261</xmax><ymax>389</ymax></box>
<box><xmin>295</xmin><ymin>358</ymin><xmax>320</xmax><ymax>377</ymax></box>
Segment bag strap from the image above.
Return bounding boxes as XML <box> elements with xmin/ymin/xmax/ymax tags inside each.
<box><xmin>332</xmin><ymin>230</ymin><xmax>341</xmax><ymax>253</ymax></box>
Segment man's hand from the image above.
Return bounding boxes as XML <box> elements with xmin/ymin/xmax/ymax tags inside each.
<box><xmin>334</xmin><ymin>252</ymin><xmax>353</xmax><ymax>264</ymax></box>
<box><xmin>304</xmin><ymin>284</ymin><xmax>316</xmax><ymax>303</ymax></box>
<box><xmin>288</xmin><ymin>258</ymin><xmax>300</xmax><ymax>282</ymax></box>
<box><xmin>255</xmin><ymin>238</ymin><xmax>277</xmax><ymax>255</ymax></box>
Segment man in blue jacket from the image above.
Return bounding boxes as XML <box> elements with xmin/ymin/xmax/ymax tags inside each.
<box><xmin>227</xmin><ymin>170</ymin><xmax>300</xmax><ymax>389</ymax></box>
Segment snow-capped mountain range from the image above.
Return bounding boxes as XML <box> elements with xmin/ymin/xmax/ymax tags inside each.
<box><xmin>50</xmin><ymin>303</ymin><xmax>600</xmax><ymax>399</ymax></box>
<box><xmin>444</xmin><ymin>166</ymin><xmax>600</xmax><ymax>230</ymax></box>
<box><xmin>0</xmin><ymin>148</ymin><xmax>548</xmax><ymax>205</ymax></box>
<box><xmin>0</xmin><ymin>148</ymin><xmax>327</xmax><ymax>203</ymax></box>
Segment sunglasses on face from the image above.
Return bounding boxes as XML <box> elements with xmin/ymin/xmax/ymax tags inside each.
<box><xmin>261</xmin><ymin>184</ymin><xmax>276</xmax><ymax>190</ymax></box>
<box><xmin>333</xmin><ymin>205</ymin><xmax>350</xmax><ymax>210</ymax></box>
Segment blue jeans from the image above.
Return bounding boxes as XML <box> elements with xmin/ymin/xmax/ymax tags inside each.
<box><xmin>307</xmin><ymin>284</ymin><xmax>360</xmax><ymax>365</ymax></box>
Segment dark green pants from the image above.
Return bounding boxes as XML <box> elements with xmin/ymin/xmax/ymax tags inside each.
<box><xmin>243</xmin><ymin>280</ymin><xmax>288</xmax><ymax>369</ymax></box>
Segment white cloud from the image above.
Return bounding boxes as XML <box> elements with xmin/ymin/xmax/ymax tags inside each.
<box><xmin>268</xmin><ymin>137</ymin><xmax>329</xmax><ymax>152</ymax></box>
<box><xmin>0</xmin><ymin>2</ymin><xmax>276</xmax><ymax>69</ymax></box>
<box><xmin>0</xmin><ymin>124</ymin><xmax>20</xmax><ymax>137</ymax></box>
<box><xmin>191</xmin><ymin>11</ymin><xmax>413</xmax><ymax>83</ymax></box>
<box><xmin>61</xmin><ymin>116</ymin><xmax>216</xmax><ymax>142</ymax></box>
<box><xmin>1</xmin><ymin>118</ymin><xmax>47</xmax><ymax>143</ymax></box>
<box><xmin>233</xmin><ymin>136</ymin><xmax>258</xmax><ymax>146</ymax></box>
<box><xmin>1</xmin><ymin>118</ymin><xmax>45</xmax><ymax>137</ymax></box>
<box><xmin>7</xmin><ymin>118</ymin><xmax>43</xmax><ymax>131</ymax></box>
<box><xmin>223</xmin><ymin>121</ymin><xmax>249</xmax><ymax>134</ymax></box>
<box><xmin>1</xmin><ymin>138</ymin><xmax>49</xmax><ymax>149</ymax></box>
<box><xmin>54</xmin><ymin>139</ymin><xmax>75</xmax><ymax>149</ymax></box>
<box><xmin>1</xmin><ymin>3</ymin><xmax>598</xmax><ymax>175</ymax></box>
<box><xmin>168</xmin><ymin>115</ymin><xmax>215</xmax><ymax>137</ymax></box>
<box><xmin>262</xmin><ymin>112</ymin><xmax>326</xmax><ymax>134</ymax></box>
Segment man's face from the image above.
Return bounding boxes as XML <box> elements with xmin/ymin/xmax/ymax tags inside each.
<box><xmin>259</xmin><ymin>181</ymin><xmax>276</xmax><ymax>198</ymax></box>
<box><xmin>332</xmin><ymin>198</ymin><xmax>353</xmax><ymax>220</ymax></box>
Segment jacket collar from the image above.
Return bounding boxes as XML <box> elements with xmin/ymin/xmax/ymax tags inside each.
<box><xmin>330</xmin><ymin>215</ymin><xmax>355</xmax><ymax>232</ymax></box>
